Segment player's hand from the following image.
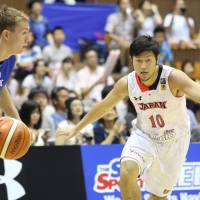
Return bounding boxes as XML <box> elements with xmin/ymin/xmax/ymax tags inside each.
<box><xmin>55</xmin><ymin>127</ymin><xmax>78</xmax><ymax>145</ymax></box>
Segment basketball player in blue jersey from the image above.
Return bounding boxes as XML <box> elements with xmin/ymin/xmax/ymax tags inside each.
<box><xmin>57</xmin><ymin>35</ymin><xmax>200</xmax><ymax>200</ymax></box>
<box><xmin>0</xmin><ymin>5</ymin><xmax>29</xmax><ymax>119</ymax></box>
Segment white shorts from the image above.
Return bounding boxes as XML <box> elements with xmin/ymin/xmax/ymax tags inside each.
<box><xmin>121</xmin><ymin>128</ymin><xmax>190</xmax><ymax>197</ymax></box>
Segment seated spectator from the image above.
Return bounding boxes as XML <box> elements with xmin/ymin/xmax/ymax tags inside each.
<box><xmin>135</xmin><ymin>0</ymin><xmax>162</xmax><ymax>37</ymax></box>
<box><xmin>104</xmin><ymin>0</ymin><xmax>134</xmax><ymax>66</ymax></box>
<box><xmin>15</xmin><ymin>31</ymin><xmax>42</xmax><ymax>80</ymax></box>
<box><xmin>8</xmin><ymin>71</ymin><xmax>28</xmax><ymax>110</ymax></box>
<box><xmin>54</xmin><ymin>57</ymin><xmax>80</xmax><ymax>94</ymax></box>
<box><xmin>77</xmin><ymin>49</ymin><xmax>114</xmax><ymax>111</ymax></box>
<box><xmin>55</xmin><ymin>97</ymin><xmax>94</xmax><ymax>145</ymax></box>
<box><xmin>28</xmin><ymin>87</ymin><xmax>55</xmax><ymax>139</ymax></box>
<box><xmin>22</xmin><ymin>59</ymin><xmax>53</xmax><ymax>95</ymax></box>
<box><xmin>94</xmin><ymin>108</ymin><xmax>126</xmax><ymax>144</ymax></box>
<box><xmin>93</xmin><ymin>85</ymin><xmax>127</xmax><ymax>144</ymax></box>
<box><xmin>43</xmin><ymin>26</ymin><xmax>73</xmax><ymax>71</ymax></box>
<box><xmin>20</xmin><ymin>100</ymin><xmax>50</xmax><ymax>146</ymax></box>
<box><xmin>51</xmin><ymin>87</ymin><xmax>69</xmax><ymax>129</ymax></box>
<box><xmin>154</xmin><ymin>25</ymin><xmax>173</xmax><ymax>65</ymax></box>
<box><xmin>27</xmin><ymin>0</ymin><xmax>51</xmax><ymax>48</ymax></box>
<box><xmin>163</xmin><ymin>0</ymin><xmax>195</xmax><ymax>49</ymax></box>
<box><xmin>181</xmin><ymin>60</ymin><xmax>196</xmax><ymax>80</ymax></box>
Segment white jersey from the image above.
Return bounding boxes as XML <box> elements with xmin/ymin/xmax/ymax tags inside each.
<box><xmin>128</xmin><ymin>65</ymin><xmax>190</xmax><ymax>142</ymax></box>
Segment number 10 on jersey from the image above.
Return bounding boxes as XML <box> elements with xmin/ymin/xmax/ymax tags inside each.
<box><xmin>149</xmin><ymin>114</ymin><xmax>165</xmax><ymax>128</ymax></box>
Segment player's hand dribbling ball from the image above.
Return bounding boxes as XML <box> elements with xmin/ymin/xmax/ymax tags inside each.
<box><xmin>0</xmin><ymin>117</ymin><xmax>31</xmax><ymax>159</ymax></box>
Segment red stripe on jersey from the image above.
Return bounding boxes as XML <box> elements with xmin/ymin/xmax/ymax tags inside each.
<box><xmin>135</xmin><ymin>73</ymin><xmax>149</xmax><ymax>92</ymax></box>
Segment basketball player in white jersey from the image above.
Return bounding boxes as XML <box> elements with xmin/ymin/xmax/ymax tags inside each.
<box><xmin>57</xmin><ymin>35</ymin><xmax>200</xmax><ymax>200</ymax></box>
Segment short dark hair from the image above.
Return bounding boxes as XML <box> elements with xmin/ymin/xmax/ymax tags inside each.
<box><xmin>27</xmin><ymin>0</ymin><xmax>41</xmax><ymax>10</ymax></box>
<box><xmin>51</xmin><ymin>86</ymin><xmax>69</xmax><ymax>101</ymax></box>
<box><xmin>154</xmin><ymin>25</ymin><xmax>165</xmax><ymax>35</ymax></box>
<box><xmin>20</xmin><ymin>100</ymin><xmax>42</xmax><ymax>129</ymax></box>
<box><xmin>62</xmin><ymin>57</ymin><xmax>74</xmax><ymax>65</ymax></box>
<box><xmin>52</xmin><ymin>26</ymin><xmax>64</xmax><ymax>34</ymax></box>
<box><xmin>28</xmin><ymin>86</ymin><xmax>49</xmax><ymax>100</ymax></box>
<box><xmin>129</xmin><ymin>35</ymin><xmax>160</xmax><ymax>59</ymax></box>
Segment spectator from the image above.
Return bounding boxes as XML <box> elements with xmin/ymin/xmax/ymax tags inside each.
<box><xmin>135</xmin><ymin>0</ymin><xmax>162</xmax><ymax>37</ymax></box>
<box><xmin>181</xmin><ymin>60</ymin><xmax>195</xmax><ymax>80</ymax></box>
<box><xmin>20</xmin><ymin>100</ymin><xmax>49</xmax><ymax>146</ymax></box>
<box><xmin>28</xmin><ymin>0</ymin><xmax>50</xmax><ymax>48</ymax></box>
<box><xmin>54</xmin><ymin>57</ymin><xmax>80</xmax><ymax>94</ymax></box>
<box><xmin>51</xmin><ymin>87</ymin><xmax>69</xmax><ymax>129</ymax></box>
<box><xmin>105</xmin><ymin>0</ymin><xmax>134</xmax><ymax>66</ymax></box>
<box><xmin>77</xmin><ymin>49</ymin><xmax>114</xmax><ymax>110</ymax></box>
<box><xmin>154</xmin><ymin>25</ymin><xmax>173</xmax><ymax>65</ymax></box>
<box><xmin>28</xmin><ymin>87</ymin><xmax>55</xmax><ymax>139</ymax></box>
<box><xmin>15</xmin><ymin>31</ymin><xmax>42</xmax><ymax>80</ymax></box>
<box><xmin>43</xmin><ymin>26</ymin><xmax>73</xmax><ymax>71</ymax></box>
<box><xmin>22</xmin><ymin>59</ymin><xmax>53</xmax><ymax>95</ymax></box>
<box><xmin>163</xmin><ymin>0</ymin><xmax>195</xmax><ymax>49</ymax></box>
<box><xmin>56</xmin><ymin>97</ymin><xmax>94</xmax><ymax>145</ymax></box>
<box><xmin>93</xmin><ymin>85</ymin><xmax>127</xmax><ymax>144</ymax></box>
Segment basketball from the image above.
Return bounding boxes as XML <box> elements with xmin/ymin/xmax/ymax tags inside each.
<box><xmin>0</xmin><ymin>117</ymin><xmax>31</xmax><ymax>160</ymax></box>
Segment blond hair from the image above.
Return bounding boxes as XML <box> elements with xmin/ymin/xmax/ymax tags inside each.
<box><xmin>0</xmin><ymin>5</ymin><xmax>29</xmax><ymax>34</ymax></box>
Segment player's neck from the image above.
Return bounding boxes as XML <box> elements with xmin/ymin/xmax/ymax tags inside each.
<box><xmin>141</xmin><ymin>65</ymin><xmax>159</xmax><ymax>87</ymax></box>
<box><xmin>0</xmin><ymin>43</ymin><xmax>12</xmax><ymax>62</ymax></box>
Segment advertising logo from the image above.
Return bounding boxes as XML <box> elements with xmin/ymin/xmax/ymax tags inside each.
<box><xmin>0</xmin><ymin>160</ymin><xmax>25</xmax><ymax>200</ymax></box>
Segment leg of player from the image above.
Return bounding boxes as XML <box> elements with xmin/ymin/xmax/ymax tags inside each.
<box><xmin>120</xmin><ymin>160</ymin><xmax>142</xmax><ymax>200</ymax></box>
<box><xmin>148</xmin><ymin>194</ymin><xmax>167</xmax><ymax>200</ymax></box>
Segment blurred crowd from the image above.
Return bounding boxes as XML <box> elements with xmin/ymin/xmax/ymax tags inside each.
<box><xmin>7</xmin><ymin>0</ymin><xmax>200</xmax><ymax>145</ymax></box>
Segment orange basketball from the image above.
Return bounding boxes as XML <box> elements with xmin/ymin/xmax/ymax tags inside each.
<box><xmin>0</xmin><ymin>117</ymin><xmax>31</xmax><ymax>160</ymax></box>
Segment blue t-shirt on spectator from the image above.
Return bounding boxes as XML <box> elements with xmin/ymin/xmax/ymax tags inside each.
<box><xmin>30</xmin><ymin>17</ymin><xmax>50</xmax><ymax>48</ymax></box>
<box><xmin>158</xmin><ymin>41</ymin><xmax>173</xmax><ymax>64</ymax></box>
<box><xmin>0</xmin><ymin>55</ymin><xmax>16</xmax><ymax>91</ymax></box>
<box><xmin>93</xmin><ymin>123</ymin><xmax>121</xmax><ymax>144</ymax></box>
<box><xmin>51</xmin><ymin>112</ymin><xmax>67</xmax><ymax>129</ymax></box>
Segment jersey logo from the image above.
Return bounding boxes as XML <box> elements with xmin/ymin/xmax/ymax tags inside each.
<box><xmin>160</xmin><ymin>78</ymin><xmax>166</xmax><ymax>90</ymax></box>
<box><xmin>134</xmin><ymin>96</ymin><xmax>142</xmax><ymax>101</ymax></box>
<box><xmin>138</xmin><ymin>101</ymin><xmax>167</xmax><ymax>111</ymax></box>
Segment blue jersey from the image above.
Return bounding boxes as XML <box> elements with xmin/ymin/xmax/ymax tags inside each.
<box><xmin>0</xmin><ymin>55</ymin><xmax>16</xmax><ymax>91</ymax></box>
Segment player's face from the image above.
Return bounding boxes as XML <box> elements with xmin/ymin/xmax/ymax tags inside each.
<box><xmin>8</xmin><ymin>20</ymin><xmax>30</xmax><ymax>54</ymax></box>
<box><xmin>70</xmin><ymin>99</ymin><xmax>84</xmax><ymax>117</ymax></box>
<box><xmin>132</xmin><ymin>51</ymin><xmax>157</xmax><ymax>82</ymax></box>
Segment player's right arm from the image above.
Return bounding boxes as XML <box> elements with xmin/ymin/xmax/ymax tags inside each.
<box><xmin>56</xmin><ymin>76</ymin><xmax>128</xmax><ymax>144</ymax></box>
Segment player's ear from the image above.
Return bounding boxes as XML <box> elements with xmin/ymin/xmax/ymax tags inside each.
<box><xmin>1</xmin><ymin>29</ymin><xmax>10</xmax><ymax>41</ymax></box>
<box><xmin>129</xmin><ymin>56</ymin><xmax>134</xmax><ymax>71</ymax></box>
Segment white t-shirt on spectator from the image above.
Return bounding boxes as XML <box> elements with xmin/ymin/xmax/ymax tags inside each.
<box><xmin>163</xmin><ymin>14</ymin><xmax>194</xmax><ymax>43</ymax></box>
<box><xmin>58</xmin><ymin>120</ymin><xmax>94</xmax><ymax>145</ymax></box>
<box><xmin>138</xmin><ymin>16</ymin><xmax>156</xmax><ymax>37</ymax></box>
<box><xmin>22</xmin><ymin>74</ymin><xmax>53</xmax><ymax>94</ymax></box>
<box><xmin>55</xmin><ymin>71</ymin><xmax>81</xmax><ymax>94</ymax></box>
<box><xmin>43</xmin><ymin>44</ymin><xmax>73</xmax><ymax>69</ymax></box>
<box><xmin>77</xmin><ymin>66</ymin><xmax>114</xmax><ymax>102</ymax></box>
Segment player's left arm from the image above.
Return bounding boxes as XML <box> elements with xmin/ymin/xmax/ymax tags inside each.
<box><xmin>169</xmin><ymin>69</ymin><xmax>200</xmax><ymax>103</ymax></box>
<box><xmin>0</xmin><ymin>86</ymin><xmax>21</xmax><ymax>120</ymax></box>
